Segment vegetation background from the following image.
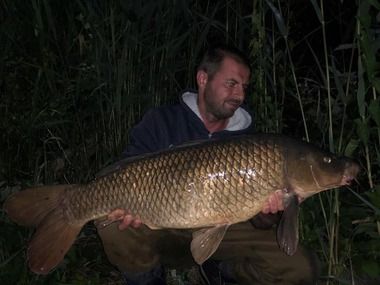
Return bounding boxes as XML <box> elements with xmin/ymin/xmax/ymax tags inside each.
<box><xmin>0</xmin><ymin>0</ymin><xmax>379</xmax><ymax>284</ymax></box>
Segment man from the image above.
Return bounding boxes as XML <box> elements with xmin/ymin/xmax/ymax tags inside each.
<box><xmin>97</xmin><ymin>45</ymin><xmax>319</xmax><ymax>285</ymax></box>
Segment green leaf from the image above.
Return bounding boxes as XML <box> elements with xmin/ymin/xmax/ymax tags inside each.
<box><xmin>331</xmin><ymin>57</ymin><xmax>346</xmax><ymax>105</ymax></box>
<box><xmin>372</xmin><ymin>78</ymin><xmax>380</xmax><ymax>94</ymax></box>
<box><xmin>365</xmin><ymin>185</ymin><xmax>380</xmax><ymax>208</ymax></box>
<box><xmin>359</xmin><ymin>2</ymin><xmax>371</xmax><ymax>27</ymax></box>
<box><xmin>348</xmin><ymin>188</ymin><xmax>380</xmax><ymax>214</ymax></box>
<box><xmin>264</xmin><ymin>0</ymin><xmax>288</xmax><ymax>38</ymax></box>
<box><xmin>309</xmin><ymin>0</ymin><xmax>323</xmax><ymax>23</ymax></box>
<box><xmin>361</xmin><ymin>259</ymin><xmax>380</xmax><ymax>278</ymax></box>
<box><xmin>368</xmin><ymin>0</ymin><xmax>380</xmax><ymax>9</ymax></box>
<box><xmin>357</xmin><ymin>57</ymin><xmax>366</xmax><ymax>118</ymax></box>
<box><xmin>307</xmin><ymin>41</ymin><xmax>327</xmax><ymax>88</ymax></box>
<box><xmin>354</xmin><ymin>118</ymin><xmax>370</xmax><ymax>145</ymax></box>
<box><xmin>368</xmin><ymin>99</ymin><xmax>380</xmax><ymax>126</ymax></box>
<box><xmin>344</xmin><ymin>139</ymin><xmax>359</xmax><ymax>157</ymax></box>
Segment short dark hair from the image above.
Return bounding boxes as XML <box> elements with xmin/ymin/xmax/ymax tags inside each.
<box><xmin>197</xmin><ymin>45</ymin><xmax>251</xmax><ymax>79</ymax></box>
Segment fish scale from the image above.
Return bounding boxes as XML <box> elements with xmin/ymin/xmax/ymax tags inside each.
<box><xmin>65</xmin><ymin>137</ymin><xmax>275</xmax><ymax>227</ymax></box>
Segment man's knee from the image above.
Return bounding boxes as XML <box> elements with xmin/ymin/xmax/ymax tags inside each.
<box><xmin>233</xmin><ymin>246</ymin><xmax>320</xmax><ymax>285</ymax></box>
<box><xmin>97</xmin><ymin>224</ymin><xmax>193</xmax><ymax>272</ymax></box>
<box><xmin>271</xmin><ymin>247</ymin><xmax>320</xmax><ymax>284</ymax></box>
<box><xmin>97</xmin><ymin>223</ymin><xmax>160</xmax><ymax>272</ymax></box>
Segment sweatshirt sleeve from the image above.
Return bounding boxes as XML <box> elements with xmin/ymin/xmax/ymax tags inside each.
<box><xmin>121</xmin><ymin>108</ymin><xmax>169</xmax><ymax>157</ymax></box>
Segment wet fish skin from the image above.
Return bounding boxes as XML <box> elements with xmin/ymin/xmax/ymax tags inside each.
<box><xmin>67</xmin><ymin>135</ymin><xmax>286</xmax><ymax>228</ymax></box>
<box><xmin>3</xmin><ymin>134</ymin><xmax>360</xmax><ymax>274</ymax></box>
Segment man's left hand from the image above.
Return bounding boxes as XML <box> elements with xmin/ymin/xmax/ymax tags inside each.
<box><xmin>107</xmin><ymin>209</ymin><xmax>142</xmax><ymax>230</ymax></box>
<box><xmin>261</xmin><ymin>190</ymin><xmax>284</xmax><ymax>214</ymax></box>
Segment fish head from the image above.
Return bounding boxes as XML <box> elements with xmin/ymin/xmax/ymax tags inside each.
<box><xmin>285</xmin><ymin>141</ymin><xmax>360</xmax><ymax>198</ymax></box>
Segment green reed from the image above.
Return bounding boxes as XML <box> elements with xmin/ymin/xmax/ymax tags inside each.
<box><xmin>262</xmin><ymin>0</ymin><xmax>380</xmax><ymax>283</ymax></box>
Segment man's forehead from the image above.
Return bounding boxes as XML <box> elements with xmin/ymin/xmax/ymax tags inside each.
<box><xmin>219</xmin><ymin>57</ymin><xmax>250</xmax><ymax>80</ymax></box>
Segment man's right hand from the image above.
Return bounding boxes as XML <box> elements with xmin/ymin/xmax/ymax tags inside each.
<box><xmin>107</xmin><ymin>209</ymin><xmax>142</xmax><ymax>230</ymax></box>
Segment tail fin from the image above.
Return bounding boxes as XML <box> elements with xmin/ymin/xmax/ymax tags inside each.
<box><xmin>4</xmin><ymin>185</ymin><xmax>84</xmax><ymax>274</ymax></box>
<box><xmin>4</xmin><ymin>186</ymin><xmax>68</xmax><ymax>227</ymax></box>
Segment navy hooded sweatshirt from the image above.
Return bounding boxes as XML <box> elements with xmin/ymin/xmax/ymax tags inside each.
<box><xmin>122</xmin><ymin>90</ymin><xmax>255</xmax><ymax>157</ymax></box>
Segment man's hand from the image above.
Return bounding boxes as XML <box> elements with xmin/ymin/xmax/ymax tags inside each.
<box><xmin>261</xmin><ymin>190</ymin><xmax>285</xmax><ymax>214</ymax></box>
<box><xmin>261</xmin><ymin>190</ymin><xmax>304</xmax><ymax>214</ymax></box>
<box><xmin>107</xmin><ymin>209</ymin><xmax>142</xmax><ymax>230</ymax></box>
<box><xmin>251</xmin><ymin>190</ymin><xmax>286</xmax><ymax>229</ymax></box>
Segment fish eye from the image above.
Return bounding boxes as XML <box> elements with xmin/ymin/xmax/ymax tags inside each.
<box><xmin>323</xmin><ymin>157</ymin><xmax>332</xmax><ymax>163</ymax></box>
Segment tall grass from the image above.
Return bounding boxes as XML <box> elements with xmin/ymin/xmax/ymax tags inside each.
<box><xmin>0</xmin><ymin>0</ymin><xmax>253</xmax><ymax>284</ymax></box>
<box><xmin>258</xmin><ymin>0</ymin><xmax>380</xmax><ymax>283</ymax></box>
<box><xmin>0</xmin><ymin>0</ymin><xmax>379</xmax><ymax>284</ymax></box>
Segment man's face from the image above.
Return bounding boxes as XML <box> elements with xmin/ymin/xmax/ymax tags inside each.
<box><xmin>202</xmin><ymin>57</ymin><xmax>250</xmax><ymax>120</ymax></box>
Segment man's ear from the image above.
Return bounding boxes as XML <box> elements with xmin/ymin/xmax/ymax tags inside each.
<box><xmin>196</xmin><ymin>70</ymin><xmax>208</xmax><ymax>87</ymax></box>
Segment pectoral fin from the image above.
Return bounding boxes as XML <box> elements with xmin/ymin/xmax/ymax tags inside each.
<box><xmin>191</xmin><ymin>225</ymin><xmax>229</xmax><ymax>265</ymax></box>
<box><xmin>277</xmin><ymin>194</ymin><xmax>299</xmax><ymax>256</ymax></box>
<box><xmin>94</xmin><ymin>217</ymin><xmax>118</xmax><ymax>228</ymax></box>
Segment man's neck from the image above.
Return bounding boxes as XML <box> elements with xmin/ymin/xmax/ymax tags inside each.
<box><xmin>201</xmin><ymin>113</ymin><xmax>229</xmax><ymax>133</ymax></box>
<box><xmin>181</xmin><ymin>92</ymin><xmax>229</xmax><ymax>133</ymax></box>
<box><xmin>197</xmin><ymin>97</ymin><xmax>229</xmax><ymax>133</ymax></box>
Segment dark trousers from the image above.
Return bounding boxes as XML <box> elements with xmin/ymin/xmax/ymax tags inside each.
<box><xmin>97</xmin><ymin>221</ymin><xmax>319</xmax><ymax>285</ymax></box>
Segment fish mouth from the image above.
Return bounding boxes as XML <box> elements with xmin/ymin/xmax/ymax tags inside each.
<box><xmin>341</xmin><ymin>161</ymin><xmax>360</xmax><ymax>186</ymax></box>
<box><xmin>341</xmin><ymin>174</ymin><xmax>355</xmax><ymax>186</ymax></box>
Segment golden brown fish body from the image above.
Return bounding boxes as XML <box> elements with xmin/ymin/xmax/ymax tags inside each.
<box><xmin>68</xmin><ymin>136</ymin><xmax>285</xmax><ymax>228</ymax></box>
<box><xmin>4</xmin><ymin>134</ymin><xmax>360</xmax><ymax>274</ymax></box>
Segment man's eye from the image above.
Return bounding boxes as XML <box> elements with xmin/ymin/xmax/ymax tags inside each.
<box><xmin>225</xmin><ymin>80</ymin><xmax>237</xmax><ymax>88</ymax></box>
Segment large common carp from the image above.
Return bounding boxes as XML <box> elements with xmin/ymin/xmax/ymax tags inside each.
<box><xmin>4</xmin><ymin>134</ymin><xmax>359</xmax><ymax>275</ymax></box>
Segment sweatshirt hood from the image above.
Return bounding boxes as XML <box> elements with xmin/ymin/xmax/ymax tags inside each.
<box><xmin>181</xmin><ymin>91</ymin><xmax>252</xmax><ymax>131</ymax></box>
